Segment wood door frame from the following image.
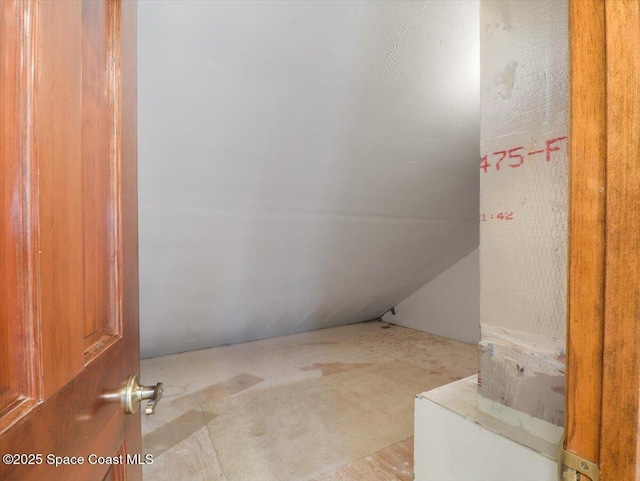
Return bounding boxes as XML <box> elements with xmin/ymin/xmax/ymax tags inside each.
<box><xmin>567</xmin><ymin>0</ymin><xmax>640</xmax><ymax>479</ymax></box>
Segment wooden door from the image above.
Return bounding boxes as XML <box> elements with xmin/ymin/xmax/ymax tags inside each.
<box><xmin>566</xmin><ymin>0</ymin><xmax>640</xmax><ymax>479</ymax></box>
<box><xmin>0</xmin><ymin>1</ymin><xmax>142</xmax><ymax>480</ymax></box>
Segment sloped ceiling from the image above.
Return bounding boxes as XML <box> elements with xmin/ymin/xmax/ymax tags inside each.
<box><xmin>138</xmin><ymin>0</ymin><xmax>480</xmax><ymax>358</ymax></box>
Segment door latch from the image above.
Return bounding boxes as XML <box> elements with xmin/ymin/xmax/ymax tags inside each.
<box><xmin>559</xmin><ymin>448</ymin><xmax>599</xmax><ymax>481</ymax></box>
<box><xmin>120</xmin><ymin>374</ymin><xmax>164</xmax><ymax>415</ymax></box>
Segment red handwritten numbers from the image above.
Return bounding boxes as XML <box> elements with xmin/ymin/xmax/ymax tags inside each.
<box><xmin>480</xmin><ymin>155</ymin><xmax>490</xmax><ymax>173</ymax></box>
<box><xmin>508</xmin><ymin>147</ymin><xmax>525</xmax><ymax>168</ymax></box>
<box><xmin>479</xmin><ymin>212</ymin><xmax>514</xmax><ymax>222</ymax></box>
<box><xmin>480</xmin><ymin>136</ymin><xmax>567</xmax><ymax>173</ymax></box>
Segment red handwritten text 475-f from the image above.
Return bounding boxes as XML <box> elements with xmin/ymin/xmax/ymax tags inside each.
<box><xmin>480</xmin><ymin>136</ymin><xmax>567</xmax><ymax>174</ymax></box>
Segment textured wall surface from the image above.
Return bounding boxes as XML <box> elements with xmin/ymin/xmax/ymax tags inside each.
<box><xmin>382</xmin><ymin>249</ymin><xmax>480</xmax><ymax>344</ymax></box>
<box><xmin>138</xmin><ymin>1</ymin><xmax>480</xmax><ymax>358</ymax></box>
<box><xmin>479</xmin><ymin>0</ymin><xmax>568</xmax><ymax>426</ymax></box>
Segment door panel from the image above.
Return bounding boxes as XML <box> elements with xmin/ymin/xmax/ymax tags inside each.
<box><xmin>0</xmin><ymin>0</ymin><xmax>39</xmax><ymax>429</ymax></box>
<box><xmin>0</xmin><ymin>1</ymin><xmax>141</xmax><ymax>480</ymax></box>
<box><xmin>82</xmin><ymin>0</ymin><xmax>119</xmax><ymax>355</ymax></box>
<box><xmin>37</xmin><ymin>0</ymin><xmax>86</xmax><ymax>396</ymax></box>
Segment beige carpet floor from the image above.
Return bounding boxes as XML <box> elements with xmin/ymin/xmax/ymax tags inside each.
<box><xmin>203</xmin><ymin>360</ymin><xmax>445</xmax><ymax>481</ymax></box>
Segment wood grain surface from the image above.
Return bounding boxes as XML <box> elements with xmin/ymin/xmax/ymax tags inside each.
<box><xmin>600</xmin><ymin>1</ymin><xmax>640</xmax><ymax>478</ymax></box>
<box><xmin>566</xmin><ymin>0</ymin><xmax>606</xmax><ymax>465</ymax></box>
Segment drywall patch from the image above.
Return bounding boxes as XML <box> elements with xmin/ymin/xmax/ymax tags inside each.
<box><xmin>479</xmin><ymin>340</ymin><xmax>564</xmax><ymax>427</ymax></box>
<box><xmin>480</xmin><ymin>323</ymin><xmax>565</xmax><ymax>359</ymax></box>
<box><xmin>496</xmin><ymin>0</ymin><xmax>512</xmax><ymax>31</ymax></box>
<box><xmin>496</xmin><ymin>61</ymin><xmax>519</xmax><ymax>99</ymax></box>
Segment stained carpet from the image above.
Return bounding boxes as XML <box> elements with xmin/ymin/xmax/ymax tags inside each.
<box><xmin>203</xmin><ymin>360</ymin><xmax>444</xmax><ymax>481</ymax></box>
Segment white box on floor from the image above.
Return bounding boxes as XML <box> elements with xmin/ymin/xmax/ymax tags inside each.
<box><xmin>414</xmin><ymin>376</ymin><xmax>560</xmax><ymax>481</ymax></box>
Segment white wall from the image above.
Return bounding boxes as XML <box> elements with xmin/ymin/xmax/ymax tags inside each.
<box><xmin>479</xmin><ymin>0</ymin><xmax>568</xmax><ymax>426</ymax></box>
<box><xmin>382</xmin><ymin>249</ymin><xmax>479</xmax><ymax>344</ymax></box>
<box><xmin>414</xmin><ymin>377</ymin><xmax>559</xmax><ymax>481</ymax></box>
<box><xmin>138</xmin><ymin>1</ymin><xmax>480</xmax><ymax>358</ymax></box>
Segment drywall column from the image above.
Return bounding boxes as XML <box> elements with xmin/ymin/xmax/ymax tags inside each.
<box><xmin>479</xmin><ymin>0</ymin><xmax>568</xmax><ymax>432</ymax></box>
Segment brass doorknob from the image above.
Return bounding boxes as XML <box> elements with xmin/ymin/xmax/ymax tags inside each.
<box><xmin>121</xmin><ymin>375</ymin><xmax>163</xmax><ymax>415</ymax></box>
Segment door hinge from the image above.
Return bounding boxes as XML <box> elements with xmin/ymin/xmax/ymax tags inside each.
<box><xmin>559</xmin><ymin>449</ymin><xmax>599</xmax><ymax>481</ymax></box>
